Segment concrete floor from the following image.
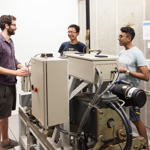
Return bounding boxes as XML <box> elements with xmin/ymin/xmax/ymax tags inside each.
<box><xmin>2</xmin><ymin>115</ymin><xmax>19</xmax><ymax>150</ymax></box>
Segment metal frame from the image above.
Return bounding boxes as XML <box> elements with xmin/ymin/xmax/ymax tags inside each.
<box><xmin>19</xmin><ymin>107</ymin><xmax>55</xmax><ymax>150</ymax></box>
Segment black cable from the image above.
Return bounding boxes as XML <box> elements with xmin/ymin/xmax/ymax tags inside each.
<box><xmin>114</xmin><ymin>101</ymin><xmax>132</xmax><ymax>133</ymax></box>
<box><xmin>107</xmin><ymin>102</ymin><xmax>132</xmax><ymax>150</ymax></box>
<box><xmin>77</xmin><ymin>137</ymin><xmax>88</xmax><ymax>150</ymax></box>
<box><xmin>56</xmin><ymin>125</ymin><xmax>79</xmax><ymax>138</ymax></box>
<box><xmin>113</xmin><ymin>101</ymin><xmax>132</xmax><ymax>149</ymax></box>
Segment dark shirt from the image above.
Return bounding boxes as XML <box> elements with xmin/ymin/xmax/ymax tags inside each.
<box><xmin>58</xmin><ymin>41</ymin><xmax>86</xmax><ymax>54</ymax></box>
<box><xmin>0</xmin><ymin>33</ymin><xmax>20</xmax><ymax>85</ymax></box>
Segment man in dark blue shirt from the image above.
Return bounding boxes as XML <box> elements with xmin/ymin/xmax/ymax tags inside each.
<box><xmin>58</xmin><ymin>24</ymin><xmax>86</xmax><ymax>56</ymax></box>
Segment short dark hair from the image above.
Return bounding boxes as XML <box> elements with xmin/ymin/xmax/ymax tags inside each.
<box><xmin>0</xmin><ymin>15</ymin><xmax>16</xmax><ymax>31</ymax></box>
<box><xmin>120</xmin><ymin>27</ymin><xmax>135</xmax><ymax>41</ymax></box>
<box><xmin>68</xmin><ymin>24</ymin><xmax>80</xmax><ymax>33</ymax></box>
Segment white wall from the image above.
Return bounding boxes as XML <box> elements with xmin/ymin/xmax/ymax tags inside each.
<box><xmin>0</xmin><ymin>0</ymin><xmax>78</xmax><ymax>114</ymax></box>
<box><xmin>78</xmin><ymin>0</ymin><xmax>150</xmax><ymax>58</ymax></box>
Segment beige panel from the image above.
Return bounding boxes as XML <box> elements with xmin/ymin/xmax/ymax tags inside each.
<box><xmin>31</xmin><ymin>59</ymin><xmax>46</xmax><ymax>126</ymax></box>
<box><xmin>31</xmin><ymin>57</ymin><xmax>68</xmax><ymax>127</ymax></box>
<box><xmin>69</xmin><ymin>57</ymin><xmax>94</xmax><ymax>82</ymax></box>
<box><xmin>47</xmin><ymin>60</ymin><xmax>68</xmax><ymax>126</ymax></box>
<box><xmin>67</xmin><ymin>54</ymin><xmax>118</xmax><ymax>83</ymax></box>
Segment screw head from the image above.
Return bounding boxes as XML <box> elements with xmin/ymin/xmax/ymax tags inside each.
<box><xmin>100</xmin><ymin>111</ymin><xmax>103</xmax><ymax>114</ymax></box>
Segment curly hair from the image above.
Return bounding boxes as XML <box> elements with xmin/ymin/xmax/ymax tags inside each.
<box><xmin>0</xmin><ymin>15</ymin><xmax>16</xmax><ymax>31</ymax></box>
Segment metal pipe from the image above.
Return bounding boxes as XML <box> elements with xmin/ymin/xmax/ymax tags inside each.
<box><xmin>86</xmin><ymin>0</ymin><xmax>90</xmax><ymax>53</ymax></box>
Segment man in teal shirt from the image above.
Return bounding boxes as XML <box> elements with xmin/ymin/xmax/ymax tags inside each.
<box><xmin>118</xmin><ymin>27</ymin><xmax>149</xmax><ymax>150</ymax></box>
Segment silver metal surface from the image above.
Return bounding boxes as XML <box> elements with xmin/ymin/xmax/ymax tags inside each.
<box><xmin>19</xmin><ymin>107</ymin><xmax>55</xmax><ymax>150</ymax></box>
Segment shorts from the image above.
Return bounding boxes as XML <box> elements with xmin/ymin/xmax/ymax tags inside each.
<box><xmin>0</xmin><ymin>84</ymin><xmax>16</xmax><ymax>119</ymax></box>
<box><xmin>129</xmin><ymin>106</ymin><xmax>140</xmax><ymax>121</ymax></box>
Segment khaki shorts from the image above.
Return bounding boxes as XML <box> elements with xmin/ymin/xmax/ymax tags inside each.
<box><xmin>0</xmin><ymin>84</ymin><xmax>16</xmax><ymax>119</ymax></box>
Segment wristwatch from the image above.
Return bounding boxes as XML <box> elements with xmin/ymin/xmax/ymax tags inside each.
<box><xmin>126</xmin><ymin>70</ymin><xmax>130</xmax><ymax>75</ymax></box>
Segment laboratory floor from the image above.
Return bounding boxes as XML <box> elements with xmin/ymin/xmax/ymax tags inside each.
<box><xmin>3</xmin><ymin>115</ymin><xmax>19</xmax><ymax>150</ymax></box>
<box><xmin>6</xmin><ymin>114</ymin><xmax>150</xmax><ymax>150</ymax></box>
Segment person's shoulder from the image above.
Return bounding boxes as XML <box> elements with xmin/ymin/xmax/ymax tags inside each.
<box><xmin>78</xmin><ymin>41</ymin><xmax>86</xmax><ymax>47</ymax></box>
<box><xmin>0</xmin><ymin>34</ymin><xmax>3</xmax><ymax>42</ymax></box>
<box><xmin>132</xmin><ymin>46</ymin><xmax>143</xmax><ymax>54</ymax></box>
<box><xmin>61</xmin><ymin>41</ymin><xmax>70</xmax><ymax>46</ymax></box>
<box><xmin>63</xmin><ymin>41</ymin><xmax>70</xmax><ymax>44</ymax></box>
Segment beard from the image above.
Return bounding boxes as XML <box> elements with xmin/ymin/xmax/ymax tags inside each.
<box><xmin>7</xmin><ymin>28</ymin><xmax>15</xmax><ymax>36</ymax></box>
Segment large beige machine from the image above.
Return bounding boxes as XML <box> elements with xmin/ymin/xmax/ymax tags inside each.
<box><xmin>67</xmin><ymin>53</ymin><xmax>118</xmax><ymax>83</ymax></box>
<box><xmin>31</xmin><ymin>57</ymin><xmax>68</xmax><ymax>127</ymax></box>
<box><xmin>19</xmin><ymin>53</ymin><xmax>147</xmax><ymax>150</ymax></box>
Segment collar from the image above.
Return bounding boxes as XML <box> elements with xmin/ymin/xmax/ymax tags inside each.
<box><xmin>0</xmin><ymin>33</ymin><xmax>12</xmax><ymax>43</ymax></box>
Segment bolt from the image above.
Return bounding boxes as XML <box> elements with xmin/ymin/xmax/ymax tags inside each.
<box><xmin>134</xmin><ymin>145</ymin><xmax>138</xmax><ymax>149</ymax></box>
<box><xmin>120</xmin><ymin>133</ymin><xmax>126</xmax><ymax>137</ymax></box>
<box><xmin>100</xmin><ymin>111</ymin><xmax>103</xmax><ymax>114</ymax></box>
<box><xmin>101</xmin><ymin>138</ymin><xmax>105</xmax><ymax>143</ymax></box>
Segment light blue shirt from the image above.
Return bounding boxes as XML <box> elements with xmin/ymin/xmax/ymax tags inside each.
<box><xmin>119</xmin><ymin>46</ymin><xmax>147</xmax><ymax>87</ymax></box>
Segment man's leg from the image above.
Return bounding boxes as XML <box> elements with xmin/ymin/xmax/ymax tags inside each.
<box><xmin>0</xmin><ymin>119</ymin><xmax>2</xmax><ymax>150</ymax></box>
<box><xmin>132</xmin><ymin>119</ymin><xmax>149</xmax><ymax>150</ymax></box>
<box><xmin>0</xmin><ymin>118</ymin><xmax>9</xmax><ymax>150</ymax></box>
<box><xmin>1</xmin><ymin>118</ymin><xmax>9</xmax><ymax>143</ymax></box>
<box><xmin>0</xmin><ymin>117</ymin><xmax>19</xmax><ymax>149</ymax></box>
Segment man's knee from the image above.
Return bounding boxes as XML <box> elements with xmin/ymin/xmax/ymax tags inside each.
<box><xmin>0</xmin><ymin>118</ymin><xmax>5</xmax><ymax>124</ymax></box>
<box><xmin>132</xmin><ymin>119</ymin><xmax>140</xmax><ymax>123</ymax></box>
<box><xmin>0</xmin><ymin>118</ymin><xmax>7</xmax><ymax>124</ymax></box>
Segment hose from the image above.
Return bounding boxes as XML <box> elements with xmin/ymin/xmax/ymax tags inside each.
<box><xmin>113</xmin><ymin>101</ymin><xmax>132</xmax><ymax>149</ymax></box>
<box><xmin>107</xmin><ymin>102</ymin><xmax>132</xmax><ymax>150</ymax></box>
<box><xmin>114</xmin><ymin>101</ymin><xmax>132</xmax><ymax>133</ymax></box>
<box><xmin>56</xmin><ymin>125</ymin><xmax>79</xmax><ymax>138</ymax></box>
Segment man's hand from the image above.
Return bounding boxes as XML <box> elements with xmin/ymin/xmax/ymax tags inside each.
<box><xmin>16</xmin><ymin>68</ymin><xmax>30</xmax><ymax>77</ymax></box>
<box><xmin>119</xmin><ymin>65</ymin><xmax>127</xmax><ymax>73</ymax></box>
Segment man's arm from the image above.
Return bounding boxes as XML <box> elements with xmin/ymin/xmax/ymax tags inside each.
<box><xmin>119</xmin><ymin>65</ymin><xmax>149</xmax><ymax>81</ymax></box>
<box><xmin>17</xmin><ymin>63</ymin><xmax>24</xmax><ymax>69</ymax></box>
<box><xmin>58</xmin><ymin>43</ymin><xmax>66</xmax><ymax>57</ymax></box>
<box><xmin>0</xmin><ymin>66</ymin><xmax>29</xmax><ymax>77</ymax></box>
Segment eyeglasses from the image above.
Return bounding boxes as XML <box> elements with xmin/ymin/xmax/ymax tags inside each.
<box><xmin>67</xmin><ymin>31</ymin><xmax>77</xmax><ymax>34</ymax></box>
<box><xmin>11</xmin><ymin>24</ymin><xmax>16</xmax><ymax>27</ymax></box>
<box><xmin>118</xmin><ymin>35</ymin><xmax>126</xmax><ymax>39</ymax></box>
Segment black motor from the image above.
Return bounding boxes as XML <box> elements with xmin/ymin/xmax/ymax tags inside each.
<box><xmin>110</xmin><ymin>81</ymin><xmax>147</xmax><ymax>108</ymax></box>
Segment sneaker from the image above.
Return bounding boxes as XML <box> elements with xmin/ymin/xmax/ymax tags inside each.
<box><xmin>1</xmin><ymin>139</ymin><xmax>19</xmax><ymax>149</ymax></box>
